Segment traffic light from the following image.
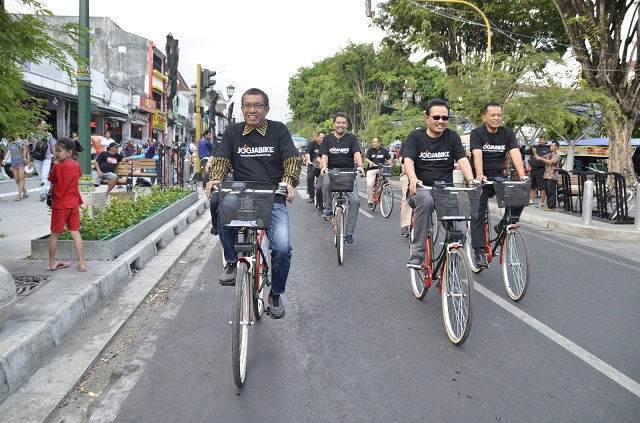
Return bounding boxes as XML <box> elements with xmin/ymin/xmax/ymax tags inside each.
<box><xmin>201</xmin><ymin>68</ymin><xmax>216</xmax><ymax>89</ymax></box>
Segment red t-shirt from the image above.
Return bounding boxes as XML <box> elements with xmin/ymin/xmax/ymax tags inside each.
<box><xmin>48</xmin><ymin>159</ymin><xmax>84</xmax><ymax>209</ymax></box>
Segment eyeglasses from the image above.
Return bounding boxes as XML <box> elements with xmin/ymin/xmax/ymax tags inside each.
<box><xmin>429</xmin><ymin>115</ymin><xmax>450</xmax><ymax>121</ymax></box>
<box><xmin>241</xmin><ymin>103</ymin><xmax>266</xmax><ymax>110</ymax></box>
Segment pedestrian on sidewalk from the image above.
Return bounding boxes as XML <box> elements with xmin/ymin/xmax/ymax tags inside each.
<box><xmin>47</xmin><ymin>138</ymin><xmax>88</xmax><ymax>272</ymax></box>
<box><xmin>27</xmin><ymin>120</ymin><xmax>56</xmax><ymax>201</ymax></box>
<box><xmin>534</xmin><ymin>140</ymin><xmax>560</xmax><ymax>211</ymax></box>
<box><xmin>1</xmin><ymin>133</ymin><xmax>30</xmax><ymax>201</ymax></box>
<box><xmin>524</xmin><ymin>136</ymin><xmax>550</xmax><ymax>206</ymax></box>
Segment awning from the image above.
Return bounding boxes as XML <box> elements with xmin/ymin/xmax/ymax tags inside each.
<box><xmin>91</xmin><ymin>102</ymin><xmax>128</xmax><ymax>117</ymax></box>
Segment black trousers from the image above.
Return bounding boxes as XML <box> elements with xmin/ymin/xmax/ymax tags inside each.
<box><xmin>200</xmin><ymin>157</ymin><xmax>209</xmax><ymax>188</ymax></box>
<box><xmin>471</xmin><ymin>185</ymin><xmax>524</xmax><ymax>250</ymax></box>
<box><xmin>545</xmin><ymin>178</ymin><xmax>557</xmax><ymax>208</ymax></box>
<box><xmin>307</xmin><ymin>165</ymin><xmax>320</xmax><ymax>195</ymax></box>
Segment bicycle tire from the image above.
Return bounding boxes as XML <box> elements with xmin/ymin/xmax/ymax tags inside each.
<box><xmin>463</xmin><ymin>222</ymin><xmax>483</xmax><ymax>274</ymax></box>
<box><xmin>381</xmin><ymin>185</ymin><xmax>394</xmax><ymax>218</ymax></box>
<box><xmin>254</xmin><ymin>234</ymin><xmax>270</xmax><ymax>320</ymax></box>
<box><xmin>232</xmin><ymin>261</ymin><xmax>250</xmax><ymax>387</ymax></box>
<box><xmin>442</xmin><ymin>248</ymin><xmax>474</xmax><ymax>346</ymax></box>
<box><xmin>501</xmin><ymin>228</ymin><xmax>529</xmax><ymax>302</ymax></box>
<box><xmin>336</xmin><ymin>207</ymin><xmax>345</xmax><ymax>265</ymax></box>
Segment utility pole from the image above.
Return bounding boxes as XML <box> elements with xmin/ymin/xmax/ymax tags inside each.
<box><xmin>77</xmin><ymin>0</ymin><xmax>91</xmax><ymax>175</ymax></box>
<box><xmin>195</xmin><ymin>64</ymin><xmax>202</xmax><ymax>182</ymax></box>
<box><xmin>164</xmin><ymin>34</ymin><xmax>179</xmax><ymax>187</ymax></box>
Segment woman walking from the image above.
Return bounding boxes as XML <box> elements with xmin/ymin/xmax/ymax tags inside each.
<box><xmin>1</xmin><ymin>134</ymin><xmax>30</xmax><ymax>201</ymax></box>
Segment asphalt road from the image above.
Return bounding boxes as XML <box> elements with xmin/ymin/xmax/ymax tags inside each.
<box><xmin>46</xmin><ymin>174</ymin><xmax>640</xmax><ymax>422</ymax></box>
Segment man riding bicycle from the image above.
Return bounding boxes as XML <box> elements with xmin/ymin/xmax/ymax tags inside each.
<box><xmin>469</xmin><ymin>102</ymin><xmax>527</xmax><ymax>269</ymax></box>
<box><xmin>319</xmin><ymin>112</ymin><xmax>364</xmax><ymax>246</ymax></box>
<box><xmin>206</xmin><ymin>88</ymin><xmax>301</xmax><ymax>319</ymax></box>
<box><xmin>365</xmin><ymin>136</ymin><xmax>393</xmax><ymax>210</ymax></box>
<box><xmin>305</xmin><ymin>131</ymin><xmax>325</xmax><ymax>204</ymax></box>
<box><xmin>403</xmin><ymin>99</ymin><xmax>475</xmax><ymax>269</ymax></box>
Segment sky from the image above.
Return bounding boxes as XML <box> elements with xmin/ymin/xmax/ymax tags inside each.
<box><xmin>6</xmin><ymin>0</ymin><xmax>386</xmax><ymax>123</ymax></box>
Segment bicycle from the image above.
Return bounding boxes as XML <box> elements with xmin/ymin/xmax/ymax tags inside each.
<box><xmin>464</xmin><ymin>179</ymin><xmax>531</xmax><ymax>302</ymax></box>
<box><xmin>326</xmin><ymin>168</ymin><xmax>357</xmax><ymax>265</ymax></box>
<box><xmin>368</xmin><ymin>164</ymin><xmax>394</xmax><ymax>218</ymax></box>
<box><xmin>218</xmin><ymin>180</ymin><xmax>285</xmax><ymax>387</ymax></box>
<box><xmin>408</xmin><ymin>183</ymin><xmax>481</xmax><ymax>345</ymax></box>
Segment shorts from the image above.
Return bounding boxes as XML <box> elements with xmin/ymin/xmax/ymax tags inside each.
<box><xmin>530</xmin><ymin>168</ymin><xmax>546</xmax><ymax>190</ymax></box>
<box><xmin>92</xmin><ymin>170</ymin><xmax>117</xmax><ymax>185</ymax></box>
<box><xmin>51</xmin><ymin>207</ymin><xmax>80</xmax><ymax>233</ymax></box>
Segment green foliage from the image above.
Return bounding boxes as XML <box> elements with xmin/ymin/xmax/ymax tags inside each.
<box><xmin>59</xmin><ymin>186</ymin><xmax>192</xmax><ymax>241</ymax></box>
<box><xmin>0</xmin><ymin>1</ymin><xmax>88</xmax><ymax>137</ymax></box>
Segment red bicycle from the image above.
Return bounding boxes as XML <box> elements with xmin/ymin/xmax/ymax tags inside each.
<box><xmin>369</xmin><ymin>164</ymin><xmax>394</xmax><ymax>218</ymax></box>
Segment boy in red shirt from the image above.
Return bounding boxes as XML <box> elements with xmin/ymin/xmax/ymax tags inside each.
<box><xmin>47</xmin><ymin>138</ymin><xmax>88</xmax><ymax>272</ymax></box>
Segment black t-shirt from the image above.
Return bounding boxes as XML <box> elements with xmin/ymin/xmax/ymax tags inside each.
<box><xmin>305</xmin><ymin>141</ymin><xmax>321</xmax><ymax>163</ymax></box>
<box><xmin>402</xmin><ymin>128</ymin><xmax>467</xmax><ymax>185</ymax></box>
<box><xmin>525</xmin><ymin>144</ymin><xmax>551</xmax><ymax>170</ymax></box>
<box><xmin>469</xmin><ymin>125</ymin><xmax>519</xmax><ymax>178</ymax></box>
<box><xmin>216</xmin><ymin>120</ymin><xmax>298</xmax><ymax>185</ymax></box>
<box><xmin>365</xmin><ymin>147</ymin><xmax>391</xmax><ymax>169</ymax></box>
<box><xmin>319</xmin><ymin>133</ymin><xmax>360</xmax><ymax>168</ymax></box>
<box><xmin>96</xmin><ymin>151</ymin><xmax>124</xmax><ymax>173</ymax></box>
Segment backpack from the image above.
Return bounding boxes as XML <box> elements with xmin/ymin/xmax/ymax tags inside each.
<box><xmin>31</xmin><ymin>136</ymin><xmax>49</xmax><ymax>161</ymax></box>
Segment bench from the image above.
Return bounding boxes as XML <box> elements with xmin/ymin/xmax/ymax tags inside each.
<box><xmin>129</xmin><ymin>158</ymin><xmax>158</xmax><ymax>179</ymax></box>
<box><xmin>91</xmin><ymin>160</ymin><xmax>132</xmax><ymax>191</ymax></box>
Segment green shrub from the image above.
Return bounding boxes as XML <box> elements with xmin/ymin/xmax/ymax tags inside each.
<box><xmin>60</xmin><ymin>186</ymin><xmax>193</xmax><ymax>240</ymax></box>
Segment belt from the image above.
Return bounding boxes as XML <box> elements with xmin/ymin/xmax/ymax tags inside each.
<box><xmin>274</xmin><ymin>195</ymin><xmax>286</xmax><ymax>204</ymax></box>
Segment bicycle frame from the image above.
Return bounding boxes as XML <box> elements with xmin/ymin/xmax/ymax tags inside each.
<box><xmin>234</xmin><ymin>228</ymin><xmax>270</xmax><ymax>321</ymax></box>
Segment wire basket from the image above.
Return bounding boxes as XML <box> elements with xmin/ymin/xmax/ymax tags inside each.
<box><xmin>433</xmin><ymin>185</ymin><xmax>481</xmax><ymax>221</ymax></box>
<box><xmin>494</xmin><ymin>179</ymin><xmax>531</xmax><ymax>208</ymax></box>
<box><xmin>380</xmin><ymin>164</ymin><xmax>394</xmax><ymax>177</ymax></box>
<box><xmin>329</xmin><ymin>168</ymin><xmax>356</xmax><ymax>192</ymax></box>
<box><xmin>219</xmin><ymin>181</ymin><xmax>276</xmax><ymax>229</ymax></box>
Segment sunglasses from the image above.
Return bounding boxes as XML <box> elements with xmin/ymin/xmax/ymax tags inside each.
<box><xmin>429</xmin><ymin>115</ymin><xmax>450</xmax><ymax>121</ymax></box>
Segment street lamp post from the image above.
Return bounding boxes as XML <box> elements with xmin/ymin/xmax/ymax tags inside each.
<box><xmin>381</xmin><ymin>81</ymin><xmax>421</xmax><ymax>122</ymax></box>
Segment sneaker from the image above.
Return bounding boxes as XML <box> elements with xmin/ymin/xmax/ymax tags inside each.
<box><xmin>219</xmin><ymin>262</ymin><xmax>237</xmax><ymax>285</ymax></box>
<box><xmin>537</xmin><ymin>202</ymin><xmax>544</xmax><ymax>208</ymax></box>
<box><xmin>307</xmin><ymin>197</ymin><xmax>314</xmax><ymax>203</ymax></box>
<box><xmin>475</xmin><ymin>254</ymin><xmax>489</xmax><ymax>269</ymax></box>
<box><xmin>368</xmin><ymin>202</ymin><xmax>374</xmax><ymax>210</ymax></box>
<box><xmin>210</xmin><ymin>225</ymin><xmax>218</xmax><ymax>235</ymax></box>
<box><xmin>39</xmin><ymin>194</ymin><xmax>46</xmax><ymax>202</ymax></box>
<box><xmin>406</xmin><ymin>256</ymin><xmax>423</xmax><ymax>269</ymax></box>
<box><xmin>268</xmin><ymin>294</ymin><xmax>285</xmax><ymax>319</ymax></box>
<box><xmin>322</xmin><ymin>210</ymin><xmax>333</xmax><ymax>219</ymax></box>
<box><xmin>528</xmin><ymin>200</ymin><xmax>534</xmax><ymax>206</ymax></box>
<box><xmin>494</xmin><ymin>224</ymin><xmax>502</xmax><ymax>234</ymax></box>
<box><xmin>345</xmin><ymin>234</ymin><xmax>354</xmax><ymax>245</ymax></box>
<box><xmin>401</xmin><ymin>226</ymin><xmax>410</xmax><ymax>237</ymax></box>
<box><xmin>543</xmin><ymin>207</ymin><xmax>556</xmax><ymax>211</ymax></box>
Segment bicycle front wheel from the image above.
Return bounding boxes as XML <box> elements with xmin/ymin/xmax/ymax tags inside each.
<box><xmin>463</xmin><ymin>222</ymin><xmax>483</xmax><ymax>274</ymax></box>
<box><xmin>442</xmin><ymin>248</ymin><xmax>474</xmax><ymax>346</ymax></box>
<box><xmin>381</xmin><ymin>185</ymin><xmax>394</xmax><ymax>218</ymax></box>
<box><xmin>336</xmin><ymin>207</ymin><xmax>345</xmax><ymax>265</ymax></box>
<box><xmin>254</xmin><ymin>234</ymin><xmax>270</xmax><ymax>319</ymax></box>
<box><xmin>232</xmin><ymin>262</ymin><xmax>251</xmax><ymax>387</ymax></box>
<box><xmin>501</xmin><ymin>229</ymin><xmax>529</xmax><ymax>302</ymax></box>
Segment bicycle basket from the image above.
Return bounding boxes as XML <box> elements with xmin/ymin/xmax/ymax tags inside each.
<box><xmin>219</xmin><ymin>181</ymin><xmax>276</xmax><ymax>229</ymax></box>
<box><xmin>380</xmin><ymin>164</ymin><xmax>394</xmax><ymax>177</ymax></box>
<box><xmin>329</xmin><ymin>168</ymin><xmax>356</xmax><ymax>192</ymax></box>
<box><xmin>433</xmin><ymin>185</ymin><xmax>481</xmax><ymax>221</ymax></box>
<box><xmin>494</xmin><ymin>179</ymin><xmax>531</xmax><ymax>208</ymax></box>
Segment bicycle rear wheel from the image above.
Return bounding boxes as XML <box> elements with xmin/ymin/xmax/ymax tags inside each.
<box><xmin>501</xmin><ymin>228</ymin><xmax>529</xmax><ymax>302</ymax></box>
<box><xmin>336</xmin><ymin>207</ymin><xmax>345</xmax><ymax>264</ymax></box>
<box><xmin>232</xmin><ymin>262</ymin><xmax>251</xmax><ymax>387</ymax></box>
<box><xmin>442</xmin><ymin>248</ymin><xmax>474</xmax><ymax>346</ymax></box>
<box><xmin>381</xmin><ymin>185</ymin><xmax>394</xmax><ymax>218</ymax></box>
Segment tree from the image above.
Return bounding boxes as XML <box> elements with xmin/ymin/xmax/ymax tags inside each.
<box><xmin>0</xmin><ymin>1</ymin><xmax>87</xmax><ymax>137</ymax></box>
<box><xmin>376</xmin><ymin>0</ymin><xmax>568</xmax><ymax>76</ymax></box>
<box><xmin>552</xmin><ymin>0</ymin><xmax>639</xmax><ymax>178</ymax></box>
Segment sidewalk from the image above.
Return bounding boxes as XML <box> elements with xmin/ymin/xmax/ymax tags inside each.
<box><xmin>0</xmin><ymin>181</ymin><xmax>211</xmax><ymax>420</ymax></box>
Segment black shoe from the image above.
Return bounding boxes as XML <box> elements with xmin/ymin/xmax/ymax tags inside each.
<box><xmin>368</xmin><ymin>202</ymin><xmax>374</xmax><ymax>210</ymax></box>
<box><xmin>210</xmin><ymin>225</ymin><xmax>218</xmax><ymax>235</ymax></box>
<box><xmin>493</xmin><ymin>224</ymin><xmax>501</xmax><ymax>234</ymax></box>
<box><xmin>401</xmin><ymin>226</ymin><xmax>410</xmax><ymax>237</ymax></box>
<box><xmin>475</xmin><ymin>254</ymin><xmax>489</xmax><ymax>269</ymax></box>
<box><xmin>219</xmin><ymin>262</ymin><xmax>237</xmax><ymax>285</ymax></box>
<box><xmin>268</xmin><ymin>294</ymin><xmax>285</xmax><ymax>319</ymax></box>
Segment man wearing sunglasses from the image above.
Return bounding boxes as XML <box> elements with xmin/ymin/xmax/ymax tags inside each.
<box><xmin>469</xmin><ymin>102</ymin><xmax>527</xmax><ymax>269</ymax></box>
<box><xmin>206</xmin><ymin>88</ymin><xmax>300</xmax><ymax>319</ymax></box>
<box><xmin>403</xmin><ymin>99</ymin><xmax>475</xmax><ymax>269</ymax></box>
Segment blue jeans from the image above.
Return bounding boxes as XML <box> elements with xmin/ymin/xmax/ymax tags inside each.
<box><xmin>218</xmin><ymin>202</ymin><xmax>292</xmax><ymax>295</ymax></box>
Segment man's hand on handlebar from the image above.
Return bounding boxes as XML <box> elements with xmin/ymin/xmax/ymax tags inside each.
<box><xmin>205</xmin><ymin>179</ymin><xmax>220</xmax><ymax>199</ymax></box>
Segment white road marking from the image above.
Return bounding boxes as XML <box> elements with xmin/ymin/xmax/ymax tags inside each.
<box><xmin>474</xmin><ymin>282</ymin><xmax>640</xmax><ymax>398</ymax></box>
